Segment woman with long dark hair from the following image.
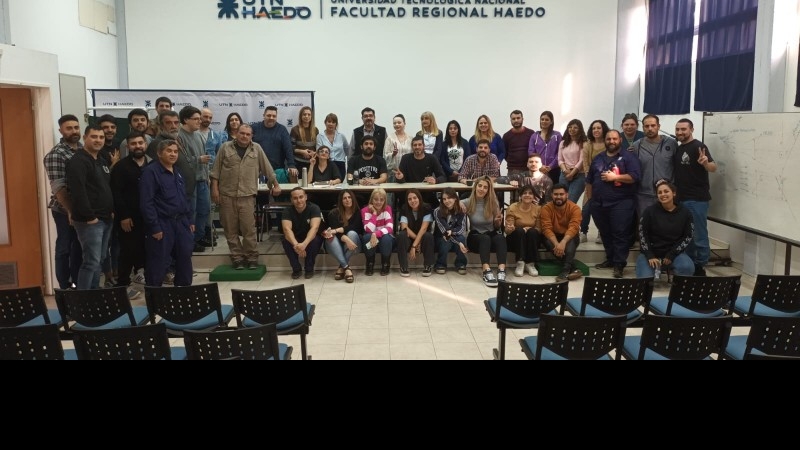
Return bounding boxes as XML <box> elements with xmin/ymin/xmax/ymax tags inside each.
<box><xmin>528</xmin><ymin>111</ymin><xmax>563</xmax><ymax>185</ymax></box>
<box><xmin>222</xmin><ymin>112</ymin><xmax>244</xmax><ymax>141</ymax></box>
<box><xmin>442</xmin><ymin>120</ymin><xmax>469</xmax><ymax>182</ymax></box>
<box><xmin>558</xmin><ymin>118</ymin><xmax>588</xmax><ymax>203</ymax></box>
<box><xmin>581</xmin><ymin>119</ymin><xmax>610</xmax><ymax>244</ymax></box>
<box><xmin>636</xmin><ymin>180</ymin><xmax>695</xmax><ymax>279</ymax></box>
<box><xmin>397</xmin><ymin>189</ymin><xmax>435</xmax><ymax>277</ymax></box>
<box><xmin>324</xmin><ymin>190</ymin><xmax>362</xmax><ymax>284</ymax></box>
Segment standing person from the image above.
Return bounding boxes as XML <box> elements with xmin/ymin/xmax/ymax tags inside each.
<box><xmin>44</xmin><ymin>115</ymin><xmax>84</xmax><ymax>289</ymax></box>
<box><xmin>146</xmin><ymin>111</ymin><xmax>180</xmax><ymax>161</ymax></box>
<box><xmin>581</xmin><ymin>120</ymin><xmax>610</xmax><ymax>244</ymax></box>
<box><xmin>505</xmin><ymin>185</ymin><xmax>542</xmax><ymax>278</ymax></box>
<box><xmin>97</xmin><ymin>114</ymin><xmax>121</xmax><ymax>168</ymax></box>
<box><xmin>110</xmin><ymin>132</ymin><xmax>151</xmax><ymax>299</ymax></box>
<box><xmin>396</xmin><ymin>189</ymin><xmax>435</xmax><ymax>277</ymax></box>
<box><xmin>631</xmin><ymin>114</ymin><xmax>677</xmax><ymax>216</ymax></box>
<box><xmin>464</xmin><ymin>177</ymin><xmax>507</xmax><ymax>287</ymax></box>
<box><xmin>557</xmin><ymin>119</ymin><xmax>588</xmax><ymax>204</ymax></box>
<box><xmin>222</xmin><ymin>112</ymin><xmax>243</xmax><ymax>142</ymax></box>
<box><xmin>529</xmin><ymin>111</ymin><xmax>563</xmax><ymax>186</ymax></box>
<box><xmin>469</xmin><ymin>115</ymin><xmax>506</xmax><ymax>164</ymax></box>
<box><xmin>177</xmin><ymin>106</ymin><xmax>210</xmax><ymax>253</ymax></box>
<box><xmin>417</xmin><ymin>111</ymin><xmax>449</xmax><ymax>173</ymax></box>
<box><xmin>211</xmin><ymin>124</ymin><xmax>281</xmax><ymax>270</ymax></box>
<box><xmin>637</xmin><ymin>180</ymin><xmax>695</xmax><ymax>279</ymax></box>
<box><xmin>317</xmin><ymin>113</ymin><xmax>349</xmax><ymax>177</ymax></box>
<box><xmin>351</xmin><ymin>107</ymin><xmax>387</xmax><ymax>158</ymax></box>
<box><xmin>503</xmin><ymin>110</ymin><xmax>535</xmax><ymax>180</ymax></box>
<box><xmin>291</xmin><ymin>106</ymin><xmax>319</xmax><ymax>173</ymax></box>
<box><xmin>540</xmin><ymin>184</ymin><xmax>583</xmax><ymax>282</ymax></box>
<box><xmin>66</xmin><ymin>125</ymin><xmax>114</xmax><ymax>290</ymax></box>
<box><xmin>252</xmin><ymin>106</ymin><xmax>297</xmax><ymax>183</ymax></box>
<box><xmin>199</xmin><ymin>108</ymin><xmax>225</xmax><ymax>169</ymax></box>
<box><xmin>587</xmin><ymin>130</ymin><xmax>641</xmax><ymax>279</ymax></box>
<box><xmin>384</xmin><ymin>114</ymin><xmax>412</xmax><ymax>180</ymax></box>
<box><xmin>458</xmin><ymin>140</ymin><xmax>501</xmax><ymax>184</ymax></box>
<box><xmin>120</xmin><ymin>109</ymin><xmax>153</xmax><ymax>158</ymax></box>
<box><xmin>442</xmin><ymin>120</ymin><xmax>470</xmax><ymax>182</ymax></box>
<box><xmin>503</xmin><ymin>153</ymin><xmax>554</xmax><ymax>206</ymax></box>
<box><xmin>139</xmin><ymin>140</ymin><xmax>195</xmax><ymax>287</ymax></box>
<box><xmin>324</xmin><ymin>190</ymin><xmax>362</xmax><ymax>284</ymax></box>
<box><xmin>282</xmin><ymin>188</ymin><xmax>324</xmax><ymax>280</ymax></box>
<box><xmin>434</xmin><ymin>188</ymin><xmax>469</xmax><ymax>275</ymax></box>
<box><xmin>146</xmin><ymin>96</ymin><xmax>174</xmax><ymax>137</ymax></box>
<box><xmin>620</xmin><ymin>113</ymin><xmax>645</xmax><ymax>152</ymax></box>
<box><xmin>361</xmin><ymin>188</ymin><xmax>395</xmax><ymax>276</ymax></box>
<box><xmin>673</xmin><ymin>118</ymin><xmax>717</xmax><ymax>277</ymax></box>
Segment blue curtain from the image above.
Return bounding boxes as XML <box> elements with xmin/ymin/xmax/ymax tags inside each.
<box><xmin>695</xmin><ymin>0</ymin><xmax>758</xmax><ymax>112</ymax></box>
<box><xmin>644</xmin><ymin>0</ymin><xmax>696</xmax><ymax>115</ymax></box>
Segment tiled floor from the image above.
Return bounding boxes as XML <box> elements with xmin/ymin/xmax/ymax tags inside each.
<box><xmin>51</xmin><ymin>263</ymin><xmax>751</xmax><ymax>360</ymax></box>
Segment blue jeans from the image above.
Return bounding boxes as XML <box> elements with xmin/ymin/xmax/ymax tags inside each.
<box><xmin>436</xmin><ymin>235</ymin><xmax>468</xmax><ymax>269</ymax></box>
<box><xmin>194</xmin><ymin>182</ymin><xmax>210</xmax><ymax>243</ymax></box>
<box><xmin>325</xmin><ymin>231</ymin><xmax>361</xmax><ymax>268</ymax></box>
<box><xmin>581</xmin><ymin>198</ymin><xmax>593</xmax><ymax>234</ymax></box>
<box><xmin>635</xmin><ymin>253</ymin><xmax>695</xmax><ymax>278</ymax></box>
<box><xmin>51</xmin><ymin>210</ymin><xmax>82</xmax><ymax>289</ymax></box>
<box><xmin>559</xmin><ymin>173</ymin><xmax>586</xmax><ymax>204</ymax></box>
<box><xmin>361</xmin><ymin>233</ymin><xmax>394</xmax><ymax>260</ymax></box>
<box><xmin>682</xmin><ymin>200</ymin><xmax>710</xmax><ymax>267</ymax></box>
<box><xmin>73</xmin><ymin>219</ymin><xmax>113</xmax><ymax>290</ymax></box>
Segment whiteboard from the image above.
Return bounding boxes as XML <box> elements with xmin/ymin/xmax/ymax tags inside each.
<box><xmin>703</xmin><ymin>112</ymin><xmax>800</xmax><ymax>244</ymax></box>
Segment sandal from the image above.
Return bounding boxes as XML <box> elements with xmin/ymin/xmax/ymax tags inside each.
<box><xmin>344</xmin><ymin>267</ymin><xmax>355</xmax><ymax>284</ymax></box>
<box><xmin>334</xmin><ymin>267</ymin><xmax>345</xmax><ymax>281</ymax></box>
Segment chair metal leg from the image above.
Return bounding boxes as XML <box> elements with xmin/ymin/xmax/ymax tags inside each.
<box><xmin>300</xmin><ymin>333</ymin><xmax>309</xmax><ymax>361</ymax></box>
<box><xmin>494</xmin><ymin>329</ymin><xmax>507</xmax><ymax>360</ymax></box>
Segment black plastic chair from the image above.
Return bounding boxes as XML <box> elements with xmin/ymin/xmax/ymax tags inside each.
<box><xmin>484</xmin><ymin>281</ymin><xmax>569</xmax><ymax>360</ymax></box>
<box><xmin>733</xmin><ymin>275</ymin><xmax>800</xmax><ymax>318</ymax></box>
<box><xmin>519</xmin><ymin>314</ymin><xmax>627</xmax><ymax>360</ymax></box>
<box><xmin>183</xmin><ymin>323</ymin><xmax>292</xmax><ymax>360</ymax></box>
<box><xmin>724</xmin><ymin>315</ymin><xmax>800</xmax><ymax>360</ymax></box>
<box><xmin>0</xmin><ymin>324</ymin><xmax>73</xmax><ymax>360</ymax></box>
<box><xmin>621</xmin><ymin>315</ymin><xmax>733</xmax><ymax>360</ymax></box>
<box><xmin>231</xmin><ymin>285</ymin><xmax>315</xmax><ymax>360</ymax></box>
<box><xmin>566</xmin><ymin>277</ymin><xmax>654</xmax><ymax>326</ymax></box>
<box><xmin>0</xmin><ymin>286</ymin><xmax>63</xmax><ymax>329</ymax></box>
<box><xmin>72</xmin><ymin>323</ymin><xmax>184</xmax><ymax>360</ymax></box>
<box><xmin>648</xmin><ymin>275</ymin><xmax>741</xmax><ymax>318</ymax></box>
<box><xmin>55</xmin><ymin>287</ymin><xmax>150</xmax><ymax>335</ymax></box>
<box><xmin>144</xmin><ymin>284</ymin><xmax>235</xmax><ymax>337</ymax></box>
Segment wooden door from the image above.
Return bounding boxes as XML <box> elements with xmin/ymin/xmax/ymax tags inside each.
<box><xmin>0</xmin><ymin>88</ymin><xmax>43</xmax><ymax>288</ymax></box>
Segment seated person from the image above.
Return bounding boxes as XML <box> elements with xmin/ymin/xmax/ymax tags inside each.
<box><xmin>498</xmin><ymin>153</ymin><xmax>554</xmax><ymax>205</ymax></box>
<box><xmin>505</xmin><ymin>185</ymin><xmax>542</xmax><ymax>278</ymax></box>
<box><xmin>463</xmin><ymin>176</ymin><xmax>507</xmax><ymax>288</ymax></box>
<box><xmin>281</xmin><ymin>188</ymin><xmax>323</xmax><ymax>280</ymax></box>
<box><xmin>307</xmin><ymin>145</ymin><xmax>342</xmax><ymax>212</ymax></box>
<box><xmin>360</xmin><ymin>188</ymin><xmax>394</xmax><ymax>277</ymax></box>
<box><xmin>347</xmin><ymin>135</ymin><xmax>388</xmax><ymax>205</ymax></box>
<box><xmin>395</xmin><ymin>135</ymin><xmax>447</xmax><ymax>207</ymax></box>
<box><xmin>324</xmin><ymin>190</ymin><xmax>363</xmax><ymax>284</ymax></box>
<box><xmin>434</xmin><ymin>188</ymin><xmax>469</xmax><ymax>275</ymax></box>
<box><xmin>540</xmin><ymin>184</ymin><xmax>583</xmax><ymax>282</ymax></box>
<box><xmin>397</xmin><ymin>189</ymin><xmax>435</xmax><ymax>278</ymax></box>
<box><xmin>458</xmin><ymin>139</ymin><xmax>501</xmax><ymax>184</ymax></box>
<box><xmin>636</xmin><ymin>180</ymin><xmax>695</xmax><ymax>279</ymax></box>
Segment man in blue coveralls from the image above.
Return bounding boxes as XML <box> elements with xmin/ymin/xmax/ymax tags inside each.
<box><xmin>140</xmin><ymin>139</ymin><xmax>195</xmax><ymax>287</ymax></box>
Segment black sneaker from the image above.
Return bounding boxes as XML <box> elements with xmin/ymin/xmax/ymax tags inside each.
<box><xmin>422</xmin><ymin>266</ymin><xmax>433</xmax><ymax>277</ymax></box>
<box><xmin>694</xmin><ymin>265</ymin><xmax>707</xmax><ymax>277</ymax></box>
<box><xmin>380</xmin><ymin>264</ymin><xmax>390</xmax><ymax>276</ymax></box>
<box><xmin>305</xmin><ymin>271</ymin><xmax>315</xmax><ymax>280</ymax></box>
<box><xmin>291</xmin><ymin>271</ymin><xmax>302</xmax><ymax>280</ymax></box>
<box><xmin>193</xmin><ymin>244</ymin><xmax>206</xmax><ymax>253</ymax></box>
<box><xmin>556</xmin><ymin>271</ymin><xmax>570</xmax><ymax>282</ymax></box>
<box><xmin>247</xmin><ymin>261</ymin><xmax>259</xmax><ymax>270</ymax></box>
<box><xmin>435</xmin><ymin>266</ymin><xmax>447</xmax><ymax>275</ymax></box>
<box><xmin>400</xmin><ymin>268</ymin><xmax>410</xmax><ymax>277</ymax></box>
<box><xmin>568</xmin><ymin>269</ymin><xmax>584</xmax><ymax>281</ymax></box>
<box><xmin>595</xmin><ymin>260</ymin><xmax>613</xmax><ymax>269</ymax></box>
<box><xmin>613</xmin><ymin>267</ymin><xmax>624</xmax><ymax>279</ymax></box>
<box><xmin>232</xmin><ymin>261</ymin><xmax>246</xmax><ymax>271</ymax></box>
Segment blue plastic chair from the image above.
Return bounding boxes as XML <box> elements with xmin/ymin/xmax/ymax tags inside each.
<box><xmin>144</xmin><ymin>284</ymin><xmax>235</xmax><ymax>337</ymax></box>
<box><xmin>621</xmin><ymin>315</ymin><xmax>732</xmax><ymax>360</ymax></box>
<box><xmin>520</xmin><ymin>314</ymin><xmax>627</xmax><ymax>360</ymax></box>
<box><xmin>183</xmin><ymin>323</ymin><xmax>292</xmax><ymax>360</ymax></box>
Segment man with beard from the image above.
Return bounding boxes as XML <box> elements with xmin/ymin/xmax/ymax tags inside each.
<box><xmin>587</xmin><ymin>130</ymin><xmax>641</xmax><ymax>278</ymax></box>
<box><xmin>43</xmin><ymin>114</ymin><xmax>84</xmax><ymax>289</ymax></box>
<box><xmin>146</xmin><ymin>111</ymin><xmax>181</xmax><ymax>160</ymax></box>
<box><xmin>97</xmin><ymin>114</ymin><xmax>121</xmax><ymax>168</ymax></box>
<box><xmin>198</xmin><ymin>108</ymin><xmax>225</xmax><ymax>248</ymax></box>
<box><xmin>395</xmin><ymin>135</ymin><xmax>446</xmax><ymax>206</ymax></box>
<box><xmin>502</xmin><ymin>110</ymin><xmax>535</xmax><ymax>179</ymax></box>
<box><xmin>146</xmin><ymin>96</ymin><xmax>173</xmax><ymax>137</ymax></box>
<box><xmin>110</xmin><ymin>132</ymin><xmax>151</xmax><ymax>299</ymax></box>
<box><xmin>351</xmin><ymin>107</ymin><xmax>387</xmax><ymax>158</ymax></box>
<box><xmin>347</xmin><ymin>135</ymin><xmax>388</xmax><ymax>205</ymax></box>
<box><xmin>458</xmin><ymin>140</ymin><xmax>501</xmax><ymax>183</ymax></box>
<box><xmin>540</xmin><ymin>184</ymin><xmax>583</xmax><ymax>282</ymax></box>
<box><xmin>119</xmin><ymin>109</ymin><xmax>153</xmax><ymax>158</ymax></box>
<box><xmin>252</xmin><ymin>106</ymin><xmax>296</xmax><ymax>182</ymax></box>
<box><xmin>630</xmin><ymin>114</ymin><xmax>677</xmax><ymax>215</ymax></box>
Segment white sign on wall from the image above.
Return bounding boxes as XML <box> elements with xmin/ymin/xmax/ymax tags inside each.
<box><xmin>91</xmin><ymin>90</ymin><xmax>315</xmax><ymax>131</ymax></box>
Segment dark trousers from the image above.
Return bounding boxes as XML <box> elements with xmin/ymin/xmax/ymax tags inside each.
<box><xmin>116</xmin><ymin>223</ymin><xmax>145</xmax><ymax>286</ymax></box>
<box><xmin>506</xmin><ymin>228</ymin><xmax>542</xmax><ymax>263</ymax></box>
<box><xmin>282</xmin><ymin>236</ymin><xmax>323</xmax><ymax>272</ymax></box>
<box><xmin>543</xmin><ymin>234</ymin><xmax>580</xmax><ymax>271</ymax></box>
<box><xmin>467</xmin><ymin>231</ymin><xmax>507</xmax><ymax>266</ymax></box>
<box><xmin>145</xmin><ymin>218</ymin><xmax>194</xmax><ymax>287</ymax></box>
<box><xmin>52</xmin><ymin>210</ymin><xmax>82</xmax><ymax>289</ymax></box>
<box><xmin>592</xmin><ymin>198</ymin><xmax>635</xmax><ymax>268</ymax></box>
<box><xmin>361</xmin><ymin>234</ymin><xmax>395</xmax><ymax>263</ymax></box>
<box><xmin>396</xmin><ymin>231</ymin><xmax>434</xmax><ymax>269</ymax></box>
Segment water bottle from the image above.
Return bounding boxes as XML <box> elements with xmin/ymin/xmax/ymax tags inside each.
<box><xmin>301</xmin><ymin>167</ymin><xmax>308</xmax><ymax>187</ymax></box>
<box><xmin>353</xmin><ymin>170</ymin><xmax>360</xmax><ymax>185</ymax></box>
<box><xmin>347</xmin><ymin>172</ymin><xmax>354</xmax><ymax>186</ymax></box>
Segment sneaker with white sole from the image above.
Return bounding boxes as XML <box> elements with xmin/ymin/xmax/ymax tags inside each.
<box><xmin>526</xmin><ymin>263</ymin><xmax>539</xmax><ymax>277</ymax></box>
<box><xmin>132</xmin><ymin>270</ymin><xmax>146</xmax><ymax>285</ymax></box>
<box><xmin>126</xmin><ymin>288</ymin><xmax>141</xmax><ymax>300</ymax></box>
<box><xmin>422</xmin><ymin>266</ymin><xmax>433</xmax><ymax>277</ymax></box>
<box><xmin>514</xmin><ymin>261</ymin><xmax>525</xmax><ymax>277</ymax></box>
<box><xmin>580</xmin><ymin>233</ymin><xmax>588</xmax><ymax>243</ymax></box>
<box><xmin>483</xmin><ymin>270</ymin><xmax>498</xmax><ymax>288</ymax></box>
<box><xmin>595</xmin><ymin>235</ymin><xmax>603</xmax><ymax>245</ymax></box>
<box><xmin>497</xmin><ymin>270</ymin><xmax>507</xmax><ymax>283</ymax></box>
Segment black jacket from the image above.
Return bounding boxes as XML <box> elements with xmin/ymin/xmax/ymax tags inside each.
<box><xmin>352</xmin><ymin>125</ymin><xmax>387</xmax><ymax>157</ymax></box>
<box><xmin>66</xmin><ymin>149</ymin><xmax>114</xmax><ymax>222</ymax></box>
<box><xmin>111</xmin><ymin>155</ymin><xmax>150</xmax><ymax>224</ymax></box>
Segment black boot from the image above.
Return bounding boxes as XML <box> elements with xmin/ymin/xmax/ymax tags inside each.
<box><xmin>365</xmin><ymin>255</ymin><xmax>375</xmax><ymax>276</ymax></box>
<box><xmin>380</xmin><ymin>256</ymin><xmax>391</xmax><ymax>276</ymax></box>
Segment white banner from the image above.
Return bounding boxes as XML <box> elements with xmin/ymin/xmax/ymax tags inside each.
<box><xmin>91</xmin><ymin>90</ymin><xmax>315</xmax><ymax>132</ymax></box>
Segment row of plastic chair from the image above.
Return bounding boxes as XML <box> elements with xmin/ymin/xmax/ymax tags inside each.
<box><xmin>486</xmin><ymin>275</ymin><xmax>800</xmax><ymax>360</ymax></box>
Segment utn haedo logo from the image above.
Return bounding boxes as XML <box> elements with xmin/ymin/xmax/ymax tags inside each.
<box><xmin>217</xmin><ymin>0</ymin><xmax>311</xmax><ymax>20</ymax></box>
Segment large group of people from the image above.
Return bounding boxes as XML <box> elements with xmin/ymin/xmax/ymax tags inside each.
<box><xmin>44</xmin><ymin>101</ymin><xmax>716</xmax><ymax>293</ymax></box>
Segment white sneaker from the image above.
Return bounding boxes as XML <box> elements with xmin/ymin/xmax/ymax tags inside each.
<box><xmin>126</xmin><ymin>287</ymin><xmax>141</xmax><ymax>300</ymax></box>
<box><xmin>526</xmin><ymin>263</ymin><xmax>539</xmax><ymax>277</ymax></box>
<box><xmin>514</xmin><ymin>261</ymin><xmax>525</xmax><ymax>277</ymax></box>
<box><xmin>595</xmin><ymin>235</ymin><xmax>603</xmax><ymax>245</ymax></box>
<box><xmin>580</xmin><ymin>233</ymin><xmax>588</xmax><ymax>243</ymax></box>
<box><xmin>132</xmin><ymin>270</ymin><xmax>146</xmax><ymax>285</ymax></box>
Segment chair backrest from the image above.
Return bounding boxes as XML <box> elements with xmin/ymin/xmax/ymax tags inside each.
<box><xmin>0</xmin><ymin>324</ymin><xmax>65</xmax><ymax>360</ymax></box>
<box><xmin>72</xmin><ymin>323</ymin><xmax>173</xmax><ymax>360</ymax></box>
<box><xmin>183</xmin><ymin>323</ymin><xmax>283</xmax><ymax>360</ymax></box>
<box><xmin>144</xmin><ymin>283</ymin><xmax>226</xmax><ymax>327</ymax></box>
<box><xmin>231</xmin><ymin>285</ymin><xmax>310</xmax><ymax>332</ymax></box>
<box><xmin>579</xmin><ymin>277</ymin><xmax>654</xmax><ymax>319</ymax></box>
<box><xmin>749</xmin><ymin>275</ymin><xmax>800</xmax><ymax>315</ymax></box>
<box><xmin>493</xmin><ymin>281</ymin><xmax>569</xmax><ymax>322</ymax></box>
<box><xmin>55</xmin><ymin>287</ymin><xmax>138</xmax><ymax>329</ymax></box>
<box><xmin>743</xmin><ymin>315</ymin><xmax>800</xmax><ymax>358</ymax></box>
<box><xmin>0</xmin><ymin>286</ymin><xmax>52</xmax><ymax>327</ymax></box>
<box><xmin>536</xmin><ymin>314</ymin><xmax>627</xmax><ymax>360</ymax></box>
<box><xmin>637</xmin><ymin>315</ymin><xmax>732</xmax><ymax>360</ymax></box>
<box><xmin>666</xmin><ymin>275</ymin><xmax>741</xmax><ymax>315</ymax></box>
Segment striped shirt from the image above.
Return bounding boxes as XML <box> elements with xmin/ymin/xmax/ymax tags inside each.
<box><xmin>361</xmin><ymin>206</ymin><xmax>394</xmax><ymax>238</ymax></box>
<box><xmin>43</xmin><ymin>139</ymin><xmax>82</xmax><ymax>211</ymax></box>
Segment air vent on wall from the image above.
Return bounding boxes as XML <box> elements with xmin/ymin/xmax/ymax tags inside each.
<box><xmin>0</xmin><ymin>262</ymin><xmax>18</xmax><ymax>289</ymax></box>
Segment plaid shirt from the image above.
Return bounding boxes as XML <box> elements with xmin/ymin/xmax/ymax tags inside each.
<box><xmin>459</xmin><ymin>154</ymin><xmax>501</xmax><ymax>180</ymax></box>
<box><xmin>43</xmin><ymin>139</ymin><xmax>82</xmax><ymax>211</ymax></box>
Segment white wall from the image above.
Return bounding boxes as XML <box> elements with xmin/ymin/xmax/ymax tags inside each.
<box><xmin>124</xmin><ymin>0</ymin><xmax>620</xmax><ymax>137</ymax></box>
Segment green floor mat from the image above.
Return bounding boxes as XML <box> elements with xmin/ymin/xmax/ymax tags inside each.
<box><xmin>209</xmin><ymin>265</ymin><xmax>267</xmax><ymax>282</ymax></box>
<box><xmin>536</xmin><ymin>260</ymin><xmax>590</xmax><ymax>277</ymax></box>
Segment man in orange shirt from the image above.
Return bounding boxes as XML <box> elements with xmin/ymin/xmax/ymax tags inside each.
<box><xmin>540</xmin><ymin>184</ymin><xmax>583</xmax><ymax>282</ymax></box>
